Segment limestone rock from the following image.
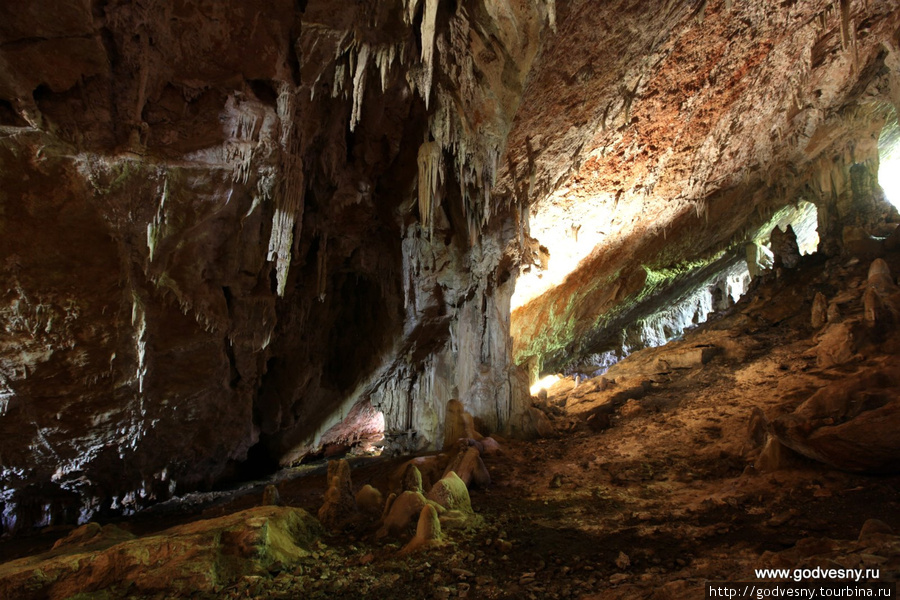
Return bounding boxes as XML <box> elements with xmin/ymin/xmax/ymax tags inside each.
<box><xmin>529</xmin><ymin>406</ymin><xmax>557</xmax><ymax>438</ymax></box>
<box><xmin>392</xmin><ymin>455</ymin><xmax>448</xmax><ymax>494</ymax></box>
<box><xmin>376</xmin><ymin>491</ymin><xmax>443</xmax><ymax>539</ymax></box>
<box><xmin>380</xmin><ymin>492</ymin><xmax>397</xmax><ymax>521</ymax></box>
<box><xmin>480</xmin><ymin>437</ymin><xmax>502</xmax><ymax>456</ymax></box>
<box><xmin>0</xmin><ymin>506</ymin><xmax>320</xmax><ymax>599</ymax></box>
<box><xmin>262</xmin><ymin>484</ymin><xmax>282</xmax><ymax>506</ymax></box>
<box><xmin>754</xmin><ymin>437</ymin><xmax>798</xmax><ymax>473</ymax></box>
<box><xmin>655</xmin><ymin>345</ymin><xmax>719</xmax><ymax>370</ymax></box>
<box><xmin>50</xmin><ymin>522</ymin><xmax>135</xmax><ymax>551</ymax></box>
<box><xmin>318</xmin><ymin>459</ymin><xmax>358</xmax><ymax>530</ymax></box>
<box><xmin>842</xmin><ymin>226</ymin><xmax>882</xmax><ymax>258</ymax></box>
<box><xmin>426</xmin><ymin>472</ymin><xmax>473</xmax><ymax>514</ymax></box>
<box><xmin>400</xmin><ymin>504</ymin><xmax>443</xmax><ymax>554</ymax></box>
<box><xmin>443</xmin><ymin>446</ymin><xmax>491</xmax><ymax>488</ymax></box>
<box><xmin>443</xmin><ymin>399</ymin><xmax>482</xmax><ymax>449</ymax></box>
<box><xmin>868</xmin><ymin>259</ymin><xmax>896</xmax><ymax>293</ymax></box>
<box><xmin>827</xmin><ymin>301</ymin><xmax>842</xmax><ymax>323</ymax></box>
<box><xmin>815</xmin><ymin>322</ymin><xmax>858</xmax><ymax>368</ymax></box>
<box><xmin>619</xmin><ymin>399</ymin><xmax>644</xmax><ymax>419</ymax></box>
<box><xmin>770</xmin><ymin>360</ymin><xmax>900</xmax><ymax>473</ymax></box>
<box><xmin>355</xmin><ymin>484</ymin><xmax>383</xmax><ymax>518</ymax></box>
<box><xmin>401</xmin><ymin>463</ymin><xmax>424</xmax><ymax>493</ymax></box>
<box><xmin>811</xmin><ymin>292</ymin><xmax>828</xmax><ymax>329</ymax></box>
<box><xmin>859</xmin><ymin>519</ymin><xmax>894</xmax><ymax>541</ymax></box>
<box><xmin>771</xmin><ymin>225</ymin><xmax>800</xmax><ymax>269</ymax></box>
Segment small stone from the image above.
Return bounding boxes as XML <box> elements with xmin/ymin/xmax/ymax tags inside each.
<box><xmin>615</xmin><ymin>551</ymin><xmax>631</xmax><ymax>570</ymax></box>
<box><xmin>451</xmin><ymin>568</ymin><xmax>474</xmax><ymax>578</ymax></box>
<box><xmin>859</xmin><ymin>518</ymin><xmax>894</xmax><ymax>541</ymax></box>
<box><xmin>610</xmin><ymin>573</ymin><xmax>630</xmax><ymax>585</ymax></box>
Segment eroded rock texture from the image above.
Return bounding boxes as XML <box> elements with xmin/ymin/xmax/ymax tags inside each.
<box><xmin>0</xmin><ymin>0</ymin><xmax>553</xmax><ymax>531</ymax></box>
<box><xmin>507</xmin><ymin>0</ymin><xmax>900</xmax><ymax>371</ymax></box>
<box><xmin>2</xmin><ymin>0</ymin><xmax>900</xmax><ymax>537</ymax></box>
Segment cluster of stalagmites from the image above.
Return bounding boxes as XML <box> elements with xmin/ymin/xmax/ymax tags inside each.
<box><xmin>317</xmin><ymin>399</ymin><xmax>502</xmax><ymax>555</ymax></box>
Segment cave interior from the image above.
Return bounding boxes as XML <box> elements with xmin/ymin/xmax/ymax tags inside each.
<box><xmin>2</xmin><ymin>0</ymin><xmax>900</xmax><ymax>598</ymax></box>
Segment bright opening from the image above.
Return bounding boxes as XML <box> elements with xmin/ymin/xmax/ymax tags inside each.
<box><xmin>530</xmin><ymin>374</ymin><xmax>561</xmax><ymax>396</ymax></box>
<box><xmin>878</xmin><ymin>107</ymin><xmax>900</xmax><ymax>210</ymax></box>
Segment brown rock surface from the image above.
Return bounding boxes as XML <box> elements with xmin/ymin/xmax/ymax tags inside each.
<box><xmin>2</xmin><ymin>0</ymin><xmax>900</xmax><ymax>551</ymax></box>
<box><xmin>0</xmin><ymin>506</ymin><xmax>320</xmax><ymax>599</ymax></box>
<box><xmin>0</xmin><ymin>0</ymin><xmax>549</xmax><ymax>530</ymax></box>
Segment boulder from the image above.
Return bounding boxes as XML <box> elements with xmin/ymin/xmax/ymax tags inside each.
<box><xmin>529</xmin><ymin>406</ymin><xmax>557</xmax><ymax>438</ymax></box>
<box><xmin>0</xmin><ymin>507</ymin><xmax>320</xmax><ymax>600</ymax></box>
<box><xmin>815</xmin><ymin>322</ymin><xmax>858</xmax><ymax>368</ymax></box>
<box><xmin>770</xmin><ymin>360</ymin><xmax>900</xmax><ymax>473</ymax></box>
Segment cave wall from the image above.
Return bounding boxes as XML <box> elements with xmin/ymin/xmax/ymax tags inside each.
<box><xmin>503</xmin><ymin>0</ymin><xmax>900</xmax><ymax>373</ymax></box>
<box><xmin>0</xmin><ymin>0</ymin><xmax>553</xmax><ymax>532</ymax></box>
<box><xmin>3</xmin><ymin>0</ymin><xmax>900</xmax><ymax>536</ymax></box>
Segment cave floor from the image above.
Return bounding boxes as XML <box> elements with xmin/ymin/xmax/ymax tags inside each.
<box><xmin>3</xmin><ymin>254</ymin><xmax>900</xmax><ymax>599</ymax></box>
<box><xmin>205</xmin><ymin>252</ymin><xmax>900</xmax><ymax>600</ymax></box>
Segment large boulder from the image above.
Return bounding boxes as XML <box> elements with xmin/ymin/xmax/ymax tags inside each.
<box><xmin>0</xmin><ymin>506</ymin><xmax>321</xmax><ymax>599</ymax></box>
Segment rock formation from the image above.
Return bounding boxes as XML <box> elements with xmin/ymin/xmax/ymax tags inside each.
<box><xmin>1</xmin><ymin>0</ymin><xmax>900</xmax><ymax>544</ymax></box>
<box><xmin>0</xmin><ymin>0</ymin><xmax>551</xmax><ymax>531</ymax></box>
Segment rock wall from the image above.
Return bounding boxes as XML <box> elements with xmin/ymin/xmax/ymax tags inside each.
<box><xmin>0</xmin><ymin>0</ymin><xmax>552</xmax><ymax>532</ymax></box>
<box><xmin>506</xmin><ymin>0</ymin><xmax>900</xmax><ymax>375</ymax></box>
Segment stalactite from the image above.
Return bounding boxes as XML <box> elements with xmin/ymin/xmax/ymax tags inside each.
<box><xmin>350</xmin><ymin>44</ymin><xmax>370</xmax><ymax>132</ymax></box>
<box><xmin>420</xmin><ymin>0</ymin><xmax>440</xmax><ymax>108</ymax></box>
<box><xmin>266</xmin><ymin>84</ymin><xmax>306</xmax><ymax>297</ymax></box>
<box><xmin>417</xmin><ymin>141</ymin><xmax>442</xmax><ymax>236</ymax></box>
<box><xmin>131</xmin><ymin>293</ymin><xmax>147</xmax><ymax>395</ymax></box>
<box><xmin>146</xmin><ymin>177</ymin><xmax>168</xmax><ymax>263</ymax></box>
<box><xmin>838</xmin><ymin>0</ymin><xmax>851</xmax><ymax>51</ymax></box>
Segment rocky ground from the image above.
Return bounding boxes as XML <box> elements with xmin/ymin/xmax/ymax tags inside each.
<box><xmin>2</xmin><ymin>246</ymin><xmax>900</xmax><ymax>599</ymax></box>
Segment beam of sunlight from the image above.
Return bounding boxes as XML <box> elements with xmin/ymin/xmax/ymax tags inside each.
<box><xmin>530</xmin><ymin>374</ymin><xmax>561</xmax><ymax>396</ymax></box>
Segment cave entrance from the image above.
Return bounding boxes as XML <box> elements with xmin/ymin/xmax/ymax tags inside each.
<box><xmin>878</xmin><ymin>104</ymin><xmax>900</xmax><ymax>209</ymax></box>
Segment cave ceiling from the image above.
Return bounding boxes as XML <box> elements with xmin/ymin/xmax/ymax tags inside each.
<box><xmin>0</xmin><ymin>0</ymin><xmax>899</xmax><ymax>531</ymax></box>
